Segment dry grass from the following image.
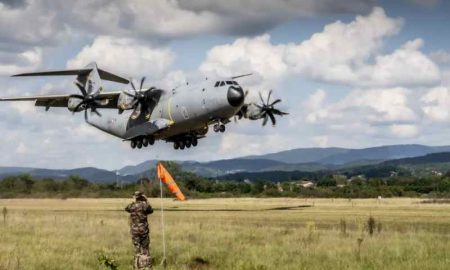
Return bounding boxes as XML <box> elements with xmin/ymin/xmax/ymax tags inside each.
<box><xmin>0</xmin><ymin>198</ymin><xmax>450</xmax><ymax>269</ymax></box>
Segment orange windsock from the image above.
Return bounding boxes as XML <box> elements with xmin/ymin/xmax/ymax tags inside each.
<box><xmin>157</xmin><ymin>162</ymin><xmax>186</xmax><ymax>201</ymax></box>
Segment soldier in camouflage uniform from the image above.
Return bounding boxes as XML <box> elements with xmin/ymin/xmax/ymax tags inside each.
<box><xmin>125</xmin><ymin>191</ymin><xmax>154</xmax><ymax>270</ymax></box>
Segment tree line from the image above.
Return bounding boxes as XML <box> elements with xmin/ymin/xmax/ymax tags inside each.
<box><xmin>1</xmin><ymin>161</ymin><xmax>450</xmax><ymax>198</ymax></box>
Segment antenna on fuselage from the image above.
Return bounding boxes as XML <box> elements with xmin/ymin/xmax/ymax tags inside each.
<box><xmin>231</xmin><ymin>73</ymin><xmax>253</xmax><ymax>79</ymax></box>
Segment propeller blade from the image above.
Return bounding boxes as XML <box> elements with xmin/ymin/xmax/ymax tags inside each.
<box><xmin>270</xmin><ymin>99</ymin><xmax>281</xmax><ymax>106</ymax></box>
<box><xmin>84</xmin><ymin>109</ymin><xmax>88</xmax><ymax>121</ymax></box>
<box><xmin>139</xmin><ymin>77</ymin><xmax>146</xmax><ymax>90</ymax></box>
<box><xmin>74</xmin><ymin>81</ymin><xmax>88</xmax><ymax>96</ymax></box>
<box><xmin>262</xmin><ymin>113</ymin><xmax>269</xmax><ymax>126</ymax></box>
<box><xmin>267</xmin><ymin>90</ymin><xmax>272</xmax><ymax>104</ymax></box>
<box><xmin>91</xmin><ymin>108</ymin><xmax>101</xmax><ymax>117</ymax></box>
<box><xmin>272</xmin><ymin>108</ymin><xmax>289</xmax><ymax>115</ymax></box>
<box><xmin>268</xmin><ymin>111</ymin><xmax>276</xmax><ymax>126</ymax></box>
<box><xmin>259</xmin><ymin>92</ymin><xmax>265</xmax><ymax>105</ymax></box>
<box><xmin>123</xmin><ymin>91</ymin><xmax>136</xmax><ymax>98</ymax></box>
<box><xmin>130</xmin><ymin>80</ymin><xmax>137</xmax><ymax>92</ymax></box>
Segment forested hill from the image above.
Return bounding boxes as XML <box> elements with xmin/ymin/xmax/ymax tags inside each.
<box><xmin>383</xmin><ymin>152</ymin><xmax>450</xmax><ymax>165</ymax></box>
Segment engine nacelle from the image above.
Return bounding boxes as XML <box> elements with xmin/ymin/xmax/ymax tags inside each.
<box><xmin>67</xmin><ymin>97</ymin><xmax>84</xmax><ymax>112</ymax></box>
<box><xmin>241</xmin><ymin>103</ymin><xmax>263</xmax><ymax>120</ymax></box>
<box><xmin>117</xmin><ymin>91</ymin><xmax>135</xmax><ymax>111</ymax></box>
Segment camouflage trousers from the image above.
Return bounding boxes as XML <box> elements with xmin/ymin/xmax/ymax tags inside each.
<box><xmin>132</xmin><ymin>233</ymin><xmax>152</xmax><ymax>270</ymax></box>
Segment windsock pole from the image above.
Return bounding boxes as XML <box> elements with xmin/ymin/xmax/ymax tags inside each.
<box><xmin>158</xmin><ymin>167</ymin><xmax>167</xmax><ymax>267</ymax></box>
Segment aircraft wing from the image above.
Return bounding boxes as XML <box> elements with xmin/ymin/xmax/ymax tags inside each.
<box><xmin>0</xmin><ymin>91</ymin><xmax>122</xmax><ymax>110</ymax></box>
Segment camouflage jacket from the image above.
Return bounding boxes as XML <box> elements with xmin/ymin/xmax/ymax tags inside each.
<box><xmin>125</xmin><ymin>201</ymin><xmax>153</xmax><ymax>235</ymax></box>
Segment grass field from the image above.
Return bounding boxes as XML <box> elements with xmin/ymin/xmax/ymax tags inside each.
<box><xmin>0</xmin><ymin>198</ymin><xmax>450</xmax><ymax>270</ymax></box>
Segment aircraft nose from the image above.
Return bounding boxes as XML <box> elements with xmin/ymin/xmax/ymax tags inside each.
<box><xmin>227</xmin><ymin>86</ymin><xmax>244</xmax><ymax>107</ymax></box>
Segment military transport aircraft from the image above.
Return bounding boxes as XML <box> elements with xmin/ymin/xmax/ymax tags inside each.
<box><xmin>0</xmin><ymin>62</ymin><xmax>287</xmax><ymax>150</ymax></box>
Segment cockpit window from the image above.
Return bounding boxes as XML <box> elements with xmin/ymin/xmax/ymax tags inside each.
<box><xmin>220</xmin><ymin>81</ymin><xmax>225</xmax><ymax>86</ymax></box>
<box><xmin>226</xmin><ymin>81</ymin><xmax>233</xmax><ymax>85</ymax></box>
<box><xmin>214</xmin><ymin>81</ymin><xmax>220</xmax><ymax>87</ymax></box>
<box><xmin>232</xmin><ymin>81</ymin><xmax>238</xmax><ymax>85</ymax></box>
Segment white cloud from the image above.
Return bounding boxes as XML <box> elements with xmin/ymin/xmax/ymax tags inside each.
<box><xmin>219</xmin><ymin>132</ymin><xmax>294</xmax><ymax>157</ymax></box>
<box><xmin>67</xmin><ymin>36</ymin><xmax>175</xmax><ymax>78</ymax></box>
<box><xmin>343</xmin><ymin>88</ymin><xmax>417</xmax><ymax>123</ymax></box>
<box><xmin>200</xmin><ymin>34</ymin><xmax>288</xmax><ymax>89</ymax></box>
<box><xmin>389</xmin><ymin>124</ymin><xmax>419</xmax><ymax>138</ymax></box>
<box><xmin>355</xmin><ymin>39</ymin><xmax>440</xmax><ymax>87</ymax></box>
<box><xmin>0</xmin><ymin>0</ymin><xmax>375</xmax><ymax>50</ymax></box>
<box><xmin>200</xmin><ymin>7</ymin><xmax>440</xmax><ymax>88</ymax></box>
<box><xmin>429</xmin><ymin>50</ymin><xmax>450</xmax><ymax>65</ymax></box>
<box><xmin>15</xmin><ymin>142</ymin><xmax>29</xmax><ymax>154</ymax></box>
<box><xmin>312</xmin><ymin>136</ymin><xmax>329</xmax><ymax>147</ymax></box>
<box><xmin>303</xmin><ymin>87</ymin><xmax>419</xmax><ymax>139</ymax></box>
<box><xmin>421</xmin><ymin>86</ymin><xmax>450</xmax><ymax>122</ymax></box>
<box><xmin>0</xmin><ymin>48</ymin><xmax>42</xmax><ymax>75</ymax></box>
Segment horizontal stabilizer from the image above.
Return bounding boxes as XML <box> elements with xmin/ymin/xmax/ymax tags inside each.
<box><xmin>12</xmin><ymin>69</ymin><xmax>92</xmax><ymax>77</ymax></box>
<box><xmin>12</xmin><ymin>68</ymin><xmax>130</xmax><ymax>84</ymax></box>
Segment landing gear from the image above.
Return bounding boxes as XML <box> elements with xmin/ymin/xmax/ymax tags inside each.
<box><xmin>185</xmin><ymin>138</ymin><xmax>192</xmax><ymax>148</ymax></box>
<box><xmin>173</xmin><ymin>135</ymin><xmax>199</xmax><ymax>150</ymax></box>
<box><xmin>130</xmin><ymin>135</ymin><xmax>156</xmax><ymax>149</ymax></box>
<box><xmin>142</xmin><ymin>137</ymin><xmax>149</xmax><ymax>147</ymax></box>
<box><xmin>213</xmin><ymin>124</ymin><xmax>225</xmax><ymax>133</ymax></box>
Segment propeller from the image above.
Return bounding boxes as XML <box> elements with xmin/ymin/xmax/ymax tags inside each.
<box><xmin>124</xmin><ymin>77</ymin><xmax>154</xmax><ymax>120</ymax></box>
<box><xmin>256</xmin><ymin>90</ymin><xmax>288</xmax><ymax>126</ymax></box>
<box><xmin>70</xmin><ymin>81</ymin><xmax>108</xmax><ymax>121</ymax></box>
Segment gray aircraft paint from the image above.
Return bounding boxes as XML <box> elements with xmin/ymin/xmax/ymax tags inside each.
<box><xmin>87</xmin><ymin>78</ymin><xmax>241</xmax><ymax>141</ymax></box>
<box><xmin>1</xmin><ymin>63</ymin><xmax>286</xmax><ymax>149</ymax></box>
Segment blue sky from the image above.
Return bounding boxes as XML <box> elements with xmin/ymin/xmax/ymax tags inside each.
<box><xmin>1</xmin><ymin>0</ymin><xmax>450</xmax><ymax>170</ymax></box>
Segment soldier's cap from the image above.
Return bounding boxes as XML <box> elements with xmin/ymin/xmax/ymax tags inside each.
<box><xmin>134</xmin><ymin>191</ymin><xmax>145</xmax><ymax>198</ymax></box>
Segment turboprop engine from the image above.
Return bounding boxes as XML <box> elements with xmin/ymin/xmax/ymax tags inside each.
<box><xmin>237</xmin><ymin>90</ymin><xmax>288</xmax><ymax>126</ymax></box>
<box><xmin>67</xmin><ymin>97</ymin><xmax>85</xmax><ymax>112</ymax></box>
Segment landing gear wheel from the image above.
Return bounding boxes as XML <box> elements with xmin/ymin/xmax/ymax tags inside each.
<box><xmin>219</xmin><ymin>124</ymin><xmax>225</xmax><ymax>133</ymax></box>
<box><xmin>192</xmin><ymin>137</ymin><xmax>198</xmax><ymax>147</ymax></box>
<box><xmin>185</xmin><ymin>138</ymin><xmax>192</xmax><ymax>148</ymax></box>
<box><xmin>213</xmin><ymin>124</ymin><xmax>220</xmax><ymax>132</ymax></box>
<box><xmin>174</xmin><ymin>141</ymin><xmax>179</xmax><ymax>150</ymax></box>
<box><xmin>142</xmin><ymin>137</ymin><xmax>149</xmax><ymax>147</ymax></box>
<box><xmin>149</xmin><ymin>136</ymin><xmax>155</xmax><ymax>145</ymax></box>
<box><xmin>137</xmin><ymin>141</ymin><xmax>143</xmax><ymax>149</ymax></box>
<box><xmin>131</xmin><ymin>141</ymin><xmax>137</xmax><ymax>149</ymax></box>
<box><xmin>179</xmin><ymin>141</ymin><xmax>185</xmax><ymax>150</ymax></box>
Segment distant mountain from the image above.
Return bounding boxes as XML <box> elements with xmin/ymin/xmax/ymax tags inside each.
<box><xmin>181</xmin><ymin>158</ymin><xmax>286</xmax><ymax>176</ymax></box>
<box><xmin>318</xmin><ymin>145</ymin><xmax>450</xmax><ymax>165</ymax></box>
<box><xmin>243</xmin><ymin>147</ymin><xmax>349</xmax><ymax>164</ymax></box>
<box><xmin>3</xmin><ymin>144</ymin><xmax>450</xmax><ymax>183</ymax></box>
<box><xmin>383</xmin><ymin>152</ymin><xmax>450</xmax><ymax>166</ymax></box>
<box><xmin>0</xmin><ymin>167</ymin><xmax>137</xmax><ymax>183</ymax></box>
<box><xmin>119</xmin><ymin>160</ymin><xmax>158</xmax><ymax>176</ymax></box>
<box><xmin>0</xmin><ymin>167</ymin><xmax>37</xmax><ymax>174</ymax></box>
<box><xmin>245</xmin><ymin>144</ymin><xmax>450</xmax><ymax>165</ymax></box>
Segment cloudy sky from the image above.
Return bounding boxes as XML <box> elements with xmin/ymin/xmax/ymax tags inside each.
<box><xmin>1</xmin><ymin>0</ymin><xmax>450</xmax><ymax>170</ymax></box>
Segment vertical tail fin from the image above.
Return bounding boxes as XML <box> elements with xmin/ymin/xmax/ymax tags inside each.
<box><xmin>77</xmin><ymin>62</ymin><xmax>102</xmax><ymax>95</ymax></box>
